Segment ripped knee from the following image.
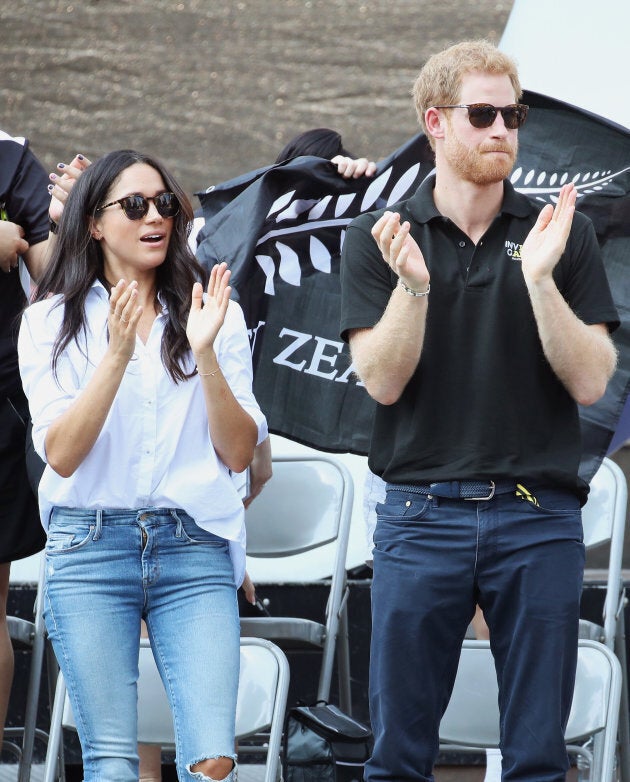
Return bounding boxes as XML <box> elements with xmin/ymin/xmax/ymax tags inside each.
<box><xmin>187</xmin><ymin>755</ymin><xmax>236</xmax><ymax>781</ymax></box>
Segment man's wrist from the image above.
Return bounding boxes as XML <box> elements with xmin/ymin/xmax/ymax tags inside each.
<box><xmin>398</xmin><ymin>279</ymin><xmax>430</xmax><ymax>297</ymax></box>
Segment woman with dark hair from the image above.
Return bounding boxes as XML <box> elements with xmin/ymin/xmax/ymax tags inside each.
<box><xmin>275</xmin><ymin>127</ymin><xmax>352</xmax><ymax>163</ymax></box>
<box><xmin>275</xmin><ymin>127</ymin><xmax>376</xmax><ymax>179</ymax></box>
<box><xmin>18</xmin><ymin>149</ymin><xmax>266</xmax><ymax>782</ymax></box>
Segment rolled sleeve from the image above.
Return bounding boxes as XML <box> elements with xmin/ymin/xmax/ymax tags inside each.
<box><xmin>216</xmin><ymin>300</ymin><xmax>268</xmax><ymax>445</ymax></box>
<box><xmin>18</xmin><ymin>299</ymin><xmax>80</xmax><ymax>460</ymax></box>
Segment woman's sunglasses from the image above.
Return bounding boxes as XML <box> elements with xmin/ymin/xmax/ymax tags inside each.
<box><xmin>432</xmin><ymin>103</ymin><xmax>529</xmax><ymax>130</ymax></box>
<box><xmin>96</xmin><ymin>192</ymin><xmax>180</xmax><ymax>220</ymax></box>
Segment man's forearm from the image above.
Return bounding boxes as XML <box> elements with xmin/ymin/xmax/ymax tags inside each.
<box><xmin>350</xmin><ymin>285</ymin><xmax>428</xmax><ymax>405</ymax></box>
<box><xmin>525</xmin><ymin>276</ymin><xmax>617</xmax><ymax>406</ymax></box>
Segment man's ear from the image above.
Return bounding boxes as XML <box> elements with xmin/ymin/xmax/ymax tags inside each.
<box><xmin>425</xmin><ymin>107</ymin><xmax>445</xmax><ymax>142</ymax></box>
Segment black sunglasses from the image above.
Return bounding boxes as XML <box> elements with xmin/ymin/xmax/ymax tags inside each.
<box><xmin>433</xmin><ymin>103</ymin><xmax>529</xmax><ymax>130</ymax></box>
<box><xmin>96</xmin><ymin>192</ymin><xmax>180</xmax><ymax>220</ymax></box>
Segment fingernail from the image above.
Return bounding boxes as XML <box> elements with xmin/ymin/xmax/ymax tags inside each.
<box><xmin>47</xmin><ymin>184</ymin><xmax>54</xmax><ymax>193</ymax></box>
<box><xmin>49</xmin><ymin>173</ymin><xmax>57</xmax><ymax>181</ymax></box>
<box><xmin>57</xmin><ymin>162</ymin><xmax>65</xmax><ymax>169</ymax></box>
<box><xmin>77</xmin><ymin>154</ymin><xmax>84</xmax><ymax>160</ymax></box>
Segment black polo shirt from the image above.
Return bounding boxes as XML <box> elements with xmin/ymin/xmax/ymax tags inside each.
<box><xmin>0</xmin><ymin>134</ymin><xmax>50</xmax><ymax>396</ymax></box>
<box><xmin>340</xmin><ymin>175</ymin><xmax>619</xmax><ymax>500</ymax></box>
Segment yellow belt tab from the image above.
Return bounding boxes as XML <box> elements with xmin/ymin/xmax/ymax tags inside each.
<box><xmin>515</xmin><ymin>483</ymin><xmax>540</xmax><ymax>507</ymax></box>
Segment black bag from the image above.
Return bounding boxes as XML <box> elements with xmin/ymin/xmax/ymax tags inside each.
<box><xmin>283</xmin><ymin>703</ymin><xmax>372</xmax><ymax>782</ymax></box>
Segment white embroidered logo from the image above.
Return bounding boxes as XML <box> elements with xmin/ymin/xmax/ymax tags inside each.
<box><xmin>505</xmin><ymin>241</ymin><xmax>523</xmax><ymax>260</ymax></box>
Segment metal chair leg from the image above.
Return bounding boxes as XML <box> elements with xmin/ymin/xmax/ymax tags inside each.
<box><xmin>16</xmin><ymin>618</ymin><xmax>46</xmax><ymax>782</ymax></box>
<box><xmin>615</xmin><ymin>612</ymin><xmax>630</xmax><ymax>782</ymax></box>
<box><xmin>43</xmin><ymin>674</ymin><xmax>68</xmax><ymax>782</ymax></box>
<box><xmin>336</xmin><ymin>600</ymin><xmax>352</xmax><ymax>714</ymax></box>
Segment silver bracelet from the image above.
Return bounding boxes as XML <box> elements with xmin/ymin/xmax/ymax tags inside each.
<box><xmin>398</xmin><ymin>279</ymin><xmax>430</xmax><ymax>297</ymax></box>
<box><xmin>196</xmin><ymin>365</ymin><xmax>221</xmax><ymax>377</ymax></box>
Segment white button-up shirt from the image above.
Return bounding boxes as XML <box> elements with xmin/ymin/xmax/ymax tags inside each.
<box><xmin>18</xmin><ymin>280</ymin><xmax>267</xmax><ymax>586</ymax></box>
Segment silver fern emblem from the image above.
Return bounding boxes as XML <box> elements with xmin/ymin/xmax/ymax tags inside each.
<box><xmin>510</xmin><ymin>165</ymin><xmax>630</xmax><ymax>202</ymax></box>
<box><xmin>255</xmin><ymin>162</ymin><xmax>630</xmax><ymax>295</ymax></box>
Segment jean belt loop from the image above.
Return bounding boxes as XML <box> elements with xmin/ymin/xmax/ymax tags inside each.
<box><xmin>94</xmin><ymin>509</ymin><xmax>103</xmax><ymax>540</ymax></box>
<box><xmin>171</xmin><ymin>510</ymin><xmax>183</xmax><ymax>538</ymax></box>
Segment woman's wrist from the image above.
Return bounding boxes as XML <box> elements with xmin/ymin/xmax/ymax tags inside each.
<box><xmin>196</xmin><ymin>364</ymin><xmax>221</xmax><ymax>377</ymax></box>
<box><xmin>194</xmin><ymin>350</ymin><xmax>220</xmax><ymax>377</ymax></box>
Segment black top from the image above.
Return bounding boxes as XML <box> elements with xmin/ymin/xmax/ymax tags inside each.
<box><xmin>340</xmin><ymin>175</ymin><xmax>619</xmax><ymax>501</ymax></box>
<box><xmin>0</xmin><ymin>134</ymin><xmax>50</xmax><ymax>396</ymax></box>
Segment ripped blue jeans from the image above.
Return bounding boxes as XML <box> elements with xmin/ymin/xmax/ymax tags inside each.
<box><xmin>44</xmin><ymin>507</ymin><xmax>239</xmax><ymax>782</ymax></box>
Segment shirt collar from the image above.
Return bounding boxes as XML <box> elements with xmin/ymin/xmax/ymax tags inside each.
<box><xmin>88</xmin><ymin>278</ymin><xmax>168</xmax><ymax>314</ymax></box>
<box><xmin>406</xmin><ymin>173</ymin><xmax>535</xmax><ymax>225</ymax></box>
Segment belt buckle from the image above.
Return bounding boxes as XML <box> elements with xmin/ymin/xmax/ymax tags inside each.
<box><xmin>464</xmin><ymin>480</ymin><xmax>496</xmax><ymax>501</ymax></box>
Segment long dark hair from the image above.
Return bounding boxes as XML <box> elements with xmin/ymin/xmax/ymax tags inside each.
<box><xmin>34</xmin><ymin>150</ymin><xmax>207</xmax><ymax>382</ymax></box>
<box><xmin>274</xmin><ymin>128</ymin><xmax>354</xmax><ymax>164</ymax></box>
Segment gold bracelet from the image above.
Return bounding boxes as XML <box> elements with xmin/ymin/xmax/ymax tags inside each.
<box><xmin>196</xmin><ymin>365</ymin><xmax>221</xmax><ymax>377</ymax></box>
<box><xmin>398</xmin><ymin>279</ymin><xmax>430</xmax><ymax>297</ymax></box>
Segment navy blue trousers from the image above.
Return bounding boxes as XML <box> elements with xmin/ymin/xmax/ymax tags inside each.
<box><xmin>366</xmin><ymin>486</ymin><xmax>584</xmax><ymax>782</ymax></box>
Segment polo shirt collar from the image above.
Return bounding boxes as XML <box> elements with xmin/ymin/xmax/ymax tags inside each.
<box><xmin>406</xmin><ymin>173</ymin><xmax>534</xmax><ymax>224</ymax></box>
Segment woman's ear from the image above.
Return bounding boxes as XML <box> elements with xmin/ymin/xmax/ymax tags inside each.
<box><xmin>89</xmin><ymin>216</ymin><xmax>102</xmax><ymax>241</ymax></box>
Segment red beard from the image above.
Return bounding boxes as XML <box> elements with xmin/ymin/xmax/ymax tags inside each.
<box><xmin>445</xmin><ymin>134</ymin><xmax>517</xmax><ymax>185</ymax></box>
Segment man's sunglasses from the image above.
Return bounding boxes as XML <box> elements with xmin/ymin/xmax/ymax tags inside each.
<box><xmin>432</xmin><ymin>103</ymin><xmax>529</xmax><ymax>130</ymax></box>
<box><xmin>96</xmin><ymin>192</ymin><xmax>180</xmax><ymax>220</ymax></box>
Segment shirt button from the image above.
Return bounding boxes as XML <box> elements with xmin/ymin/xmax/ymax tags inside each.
<box><xmin>459</xmin><ymin>241</ymin><xmax>466</xmax><ymax>248</ymax></box>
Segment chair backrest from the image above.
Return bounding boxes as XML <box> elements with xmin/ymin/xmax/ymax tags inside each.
<box><xmin>582</xmin><ymin>457</ymin><xmax>627</xmax><ymax>551</ymax></box>
<box><xmin>8</xmin><ymin>551</ymin><xmax>42</xmax><ymax>585</ymax></box>
<box><xmin>61</xmin><ymin>637</ymin><xmax>290</xmax><ymax>782</ymax></box>
<box><xmin>244</xmin><ymin>454</ymin><xmax>354</xmax><ymax>584</ymax></box>
<box><xmin>241</xmin><ymin>454</ymin><xmax>354</xmax><ymax>710</ymax></box>
<box><xmin>580</xmin><ymin>456</ymin><xmax>628</xmax><ymax>649</ymax></box>
<box><xmin>135</xmin><ymin>636</ymin><xmax>289</xmax><ymax>743</ymax></box>
<box><xmin>439</xmin><ymin>641</ymin><xmax>498</xmax><ymax>748</ymax></box>
<box><xmin>440</xmin><ymin>639</ymin><xmax>621</xmax><ymax>781</ymax></box>
<box><xmin>245</xmin><ymin>455</ymin><xmax>352</xmax><ymax>557</ymax></box>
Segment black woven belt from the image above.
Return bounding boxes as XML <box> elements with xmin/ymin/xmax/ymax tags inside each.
<box><xmin>385</xmin><ymin>480</ymin><xmax>516</xmax><ymax>501</ymax></box>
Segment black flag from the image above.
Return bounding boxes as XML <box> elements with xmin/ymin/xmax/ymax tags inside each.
<box><xmin>514</xmin><ymin>91</ymin><xmax>630</xmax><ymax>480</ymax></box>
<box><xmin>196</xmin><ymin>134</ymin><xmax>436</xmax><ymax>455</ymax></box>
<box><xmin>196</xmin><ymin>91</ymin><xmax>630</xmax><ymax>482</ymax></box>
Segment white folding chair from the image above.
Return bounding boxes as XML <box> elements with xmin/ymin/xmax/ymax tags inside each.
<box><xmin>439</xmin><ymin>638</ymin><xmax>622</xmax><ymax>782</ymax></box>
<box><xmin>4</xmin><ymin>552</ymin><xmax>56</xmax><ymax>782</ymax></box>
<box><xmin>580</xmin><ymin>456</ymin><xmax>630</xmax><ymax>781</ymax></box>
<box><xmin>42</xmin><ymin>636</ymin><xmax>289</xmax><ymax>782</ymax></box>
<box><xmin>240</xmin><ymin>455</ymin><xmax>355</xmax><ymax>713</ymax></box>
